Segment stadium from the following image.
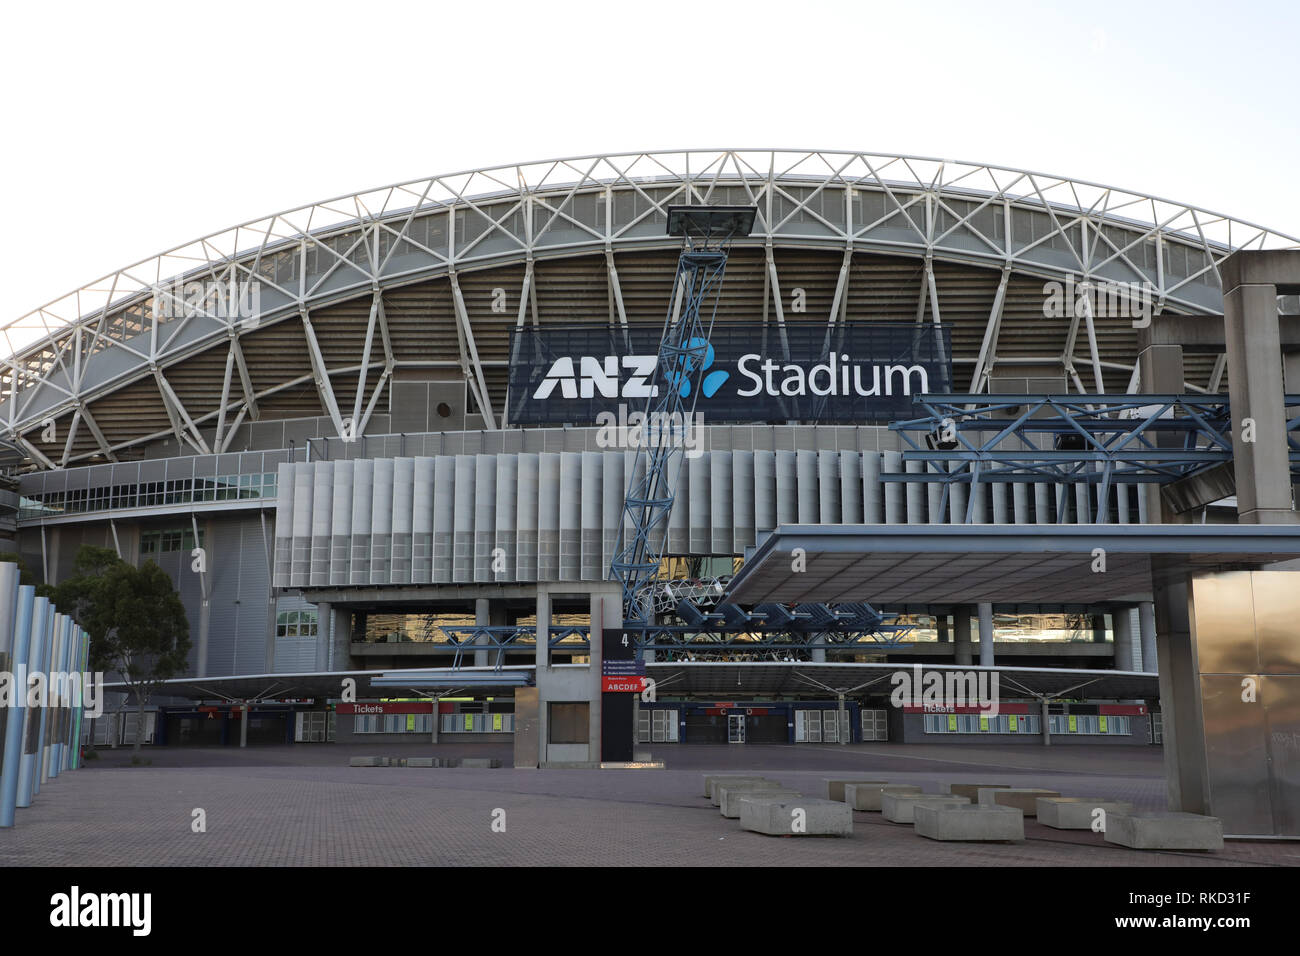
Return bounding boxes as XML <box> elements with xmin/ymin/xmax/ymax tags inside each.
<box><xmin>2</xmin><ymin>149</ymin><xmax>1298</xmax><ymax>837</ymax></box>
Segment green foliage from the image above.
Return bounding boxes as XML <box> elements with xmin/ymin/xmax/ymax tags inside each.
<box><xmin>0</xmin><ymin>551</ymin><xmax>52</xmax><ymax>595</ymax></box>
<box><xmin>53</xmin><ymin>546</ymin><xmax>191</xmax><ymax>751</ymax></box>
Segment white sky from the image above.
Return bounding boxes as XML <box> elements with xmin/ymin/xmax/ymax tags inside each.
<box><xmin>2</xmin><ymin>0</ymin><xmax>1297</xmax><ymax>326</ymax></box>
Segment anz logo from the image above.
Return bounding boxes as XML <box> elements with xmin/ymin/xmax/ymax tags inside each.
<box><xmin>533</xmin><ymin>338</ymin><xmax>729</xmax><ymax>401</ymax></box>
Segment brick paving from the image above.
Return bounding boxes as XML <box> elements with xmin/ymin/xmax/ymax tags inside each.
<box><xmin>1</xmin><ymin>743</ymin><xmax>1296</xmax><ymax>866</ymax></box>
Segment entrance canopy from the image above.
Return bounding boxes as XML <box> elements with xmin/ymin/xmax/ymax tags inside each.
<box><xmin>722</xmin><ymin>524</ymin><xmax>1300</xmax><ymax>607</ymax></box>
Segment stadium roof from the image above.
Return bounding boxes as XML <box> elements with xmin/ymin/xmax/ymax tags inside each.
<box><xmin>5</xmin><ymin>149</ymin><xmax>1298</xmax><ymax>470</ymax></box>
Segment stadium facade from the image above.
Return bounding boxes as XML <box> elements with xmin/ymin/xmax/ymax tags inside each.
<box><xmin>3</xmin><ymin>149</ymin><xmax>1298</xmax><ymax>763</ymax></box>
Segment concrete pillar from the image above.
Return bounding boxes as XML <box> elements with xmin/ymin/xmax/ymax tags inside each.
<box><xmin>1138</xmin><ymin>601</ymin><xmax>1157</xmax><ymax>674</ymax></box>
<box><xmin>474</xmin><ymin>598</ymin><xmax>490</xmax><ymax>667</ymax></box>
<box><xmin>1113</xmin><ymin>607</ymin><xmax>1136</xmax><ymax>671</ymax></box>
<box><xmin>977</xmin><ymin>603</ymin><xmax>993</xmax><ymax>667</ymax></box>
<box><xmin>936</xmin><ymin>613</ymin><xmax>949</xmax><ymax>643</ymax></box>
<box><xmin>811</xmin><ymin>645</ymin><xmax>827</xmax><ymax>663</ymax></box>
<box><xmin>953</xmin><ymin>608</ymin><xmax>973</xmax><ymax>666</ymax></box>
<box><xmin>1040</xmin><ymin>698</ymin><xmax>1051</xmax><ymax>746</ymax></box>
<box><xmin>314</xmin><ymin>601</ymin><xmax>331</xmax><ymax>671</ymax></box>
<box><xmin>239</xmin><ymin>703</ymin><xmax>249</xmax><ymax>748</ymax></box>
<box><xmin>1137</xmin><ymin>342</ymin><xmax>1185</xmax><ymax>525</ymax></box>
<box><xmin>1092</xmin><ymin>613</ymin><xmax>1107</xmax><ymax>644</ymax></box>
<box><xmin>430</xmin><ymin>695</ymin><xmax>439</xmax><ymax>744</ymax></box>
<box><xmin>1152</xmin><ymin>563</ymin><xmax>1207</xmax><ymax>813</ymax></box>
<box><xmin>330</xmin><ymin>606</ymin><xmax>351</xmax><ymax>672</ymax></box>
<box><xmin>1222</xmin><ymin>250</ymin><xmax>1300</xmax><ymax>523</ymax></box>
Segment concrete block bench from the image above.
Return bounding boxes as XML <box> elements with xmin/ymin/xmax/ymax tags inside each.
<box><xmin>1037</xmin><ymin>797</ymin><xmax>1135</xmax><ymax>830</ymax></box>
<box><xmin>711</xmin><ymin>779</ymin><xmax>781</xmax><ymax>807</ymax></box>
<box><xmin>721</xmin><ymin>787</ymin><xmax>802</xmax><ymax>819</ymax></box>
<box><xmin>843</xmin><ymin>782</ymin><xmax>922</xmax><ymax>812</ymax></box>
<box><xmin>703</xmin><ymin>775</ymin><xmax>770</xmax><ymax>800</ymax></box>
<box><xmin>408</xmin><ymin>757</ymin><xmax>436</xmax><ymax>768</ymax></box>
<box><xmin>738</xmin><ymin>797</ymin><xmax>853</xmax><ymax>837</ymax></box>
<box><xmin>349</xmin><ymin>756</ymin><xmax>387</xmax><ymax>767</ymax></box>
<box><xmin>944</xmin><ymin>783</ymin><xmax>1010</xmax><ymax>801</ymax></box>
<box><xmin>459</xmin><ymin>758</ymin><xmax>502</xmax><ymax>768</ymax></box>
<box><xmin>1103</xmin><ymin>812</ymin><xmax>1224</xmax><ymax>851</ymax></box>
<box><xmin>824</xmin><ymin>779</ymin><xmax>887</xmax><ymax>802</ymax></box>
<box><xmin>978</xmin><ymin>788</ymin><xmax>1060</xmax><ymax>815</ymax></box>
<box><xmin>914</xmin><ymin>804</ymin><xmax>1024</xmax><ymax>842</ymax></box>
<box><xmin>882</xmin><ymin>792</ymin><xmax>971</xmax><ymax>823</ymax></box>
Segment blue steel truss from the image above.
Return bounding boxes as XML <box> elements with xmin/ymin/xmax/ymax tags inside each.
<box><xmin>610</xmin><ymin>240</ymin><xmax>737</xmax><ymax>627</ymax></box>
<box><xmin>885</xmin><ymin>393</ymin><xmax>1300</xmax><ymax>523</ymax></box>
<box><xmin>439</xmin><ymin>625</ymin><xmax>590</xmax><ymax>671</ymax></box>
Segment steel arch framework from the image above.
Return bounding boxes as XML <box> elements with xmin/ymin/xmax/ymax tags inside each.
<box><xmin>4</xmin><ymin>148</ymin><xmax>1298</xmax><ymax>470</ymax></box>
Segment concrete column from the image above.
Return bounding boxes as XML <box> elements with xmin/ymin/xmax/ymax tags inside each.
<box><xmin>239</xmin><ymin>703</ymin><xmax>249</xmax><ymax>748</ymax></box>
<box><xmin>1113</xmin><ymin>607</ymin><xmax>1136</xmax><ymax>671</ymax></box>
<box><xmin>811</xmin><ymin>645</ymin><xmax>827</xmax><ymax>663</ymax></box>
<box><xmin>1152</xmin><ymin>563</ymin><xmax>1207</xmax><ymax>813</ymax></box>
<box><xmin>330</xmin><ymin>606</ymin><xmax>351</xmax><ymax>672</ymax></box>
<box><xmin>953</xmin><ymin>609</ymin><xmax>973</xmax><ymax>666</ymax></box>
<box><xmin>314</xmin><ymin>601</ymin><xmax>331</xmax><ymax>671</ymax></box>
<box><xmin>977</xmin><ymin>603</ymin><xmax>993</xmax><ymax>667</ymax></box>
<box><xmin>1092</xmin><ymin>613</ymin><xmax>1107</xmax><ymax>644</ymax></box>
<box><xmin>1138</xmin><ymin>601</ymin><xmax>1157</xmax><ymax>674</ymax></box>
<box><xmin>1040</xmin><ymin>698</ymin><xmax>1051</xmax><ymax>746</ymax></box>
<box><xmin>430</xmin><ymin>695</ymin><xmax>439</xmax><ymax>744</ymax></box>
<box><xmin>474</xmin><ymin>598</ymin><xmax>490</xmax><ymax>667</ymax></box>
<box><xmin>1222</xmin><ymin>250</ymin><xmax>1300</xmax><ymax>523</ymax></box>
<box><xmin>936</xmin><ymin>613</ymin><xmax>949</xmax><ymax>643</ymax></box>
<box><xmin>1137</xmin><ymin>342</ymin><xmax>1185</xmax><ymax>525</ymax></box>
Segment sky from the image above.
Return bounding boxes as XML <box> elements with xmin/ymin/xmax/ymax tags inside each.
<box><xmin>1</xmin><ymin>0</ymin><xmax>1297</xmax><ymax>326</ymax></box>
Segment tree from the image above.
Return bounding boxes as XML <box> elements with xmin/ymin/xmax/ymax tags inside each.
<box><xmin>53</xmin><ymin>545</ymin><xmax>191</xmax><ymax>752</ymax></box>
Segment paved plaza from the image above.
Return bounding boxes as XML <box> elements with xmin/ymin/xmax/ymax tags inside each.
<box><xmin>2</xmin><ymin>743</ymin><xmax>1295</xmax><ymax>867</ymax></box>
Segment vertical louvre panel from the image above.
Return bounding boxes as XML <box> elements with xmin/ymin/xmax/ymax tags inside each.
<box><xmin>839</xmin><ymin>450</ymin><xmax>861</xmax><ymax>524</ymax></box>
<box><xmin>331</xmin><ymin>461</ymin><xmax>354</xmax><ymax>585</ymax></box>
<box><xmin>391</xmin><ymin>457</ymin><xmax>414</xmax><ymax>584</ymax></box>
<box><xmin>580</xmin><ymin>452</ymin><xmax>603</xmax><ymax>580</ymax></box>
<box><xmin>818</xmin><ymin>451</ymin><xmax>840</xmax><ymax>523</ymax></box>
<box><xmin>473</xmin><ymin>454</ymin><xmax>496</xmax><ymax>581</ymax></box>
<box><xmin>452</xmin><ymin>455</ymin><xmax>476</xmax><ymax>582</ymax></box>
<box><xmin>558</xmin><ymin>452</ymin><xmax>581</xmax><ymax>581</ymax></box>
<box><xmin>775</xmin><ymin>450</ymin><xmax>797</xmax><ymax>525</ymax></box>
<box><xmin>731</xmin><ymin>450</ymin><xmax>755</xmax><ymax>552</ymax></box>
<box><xmin>515</xmin><ymin>453</ymin><xmax>539</xmax><ymax>581</ymax></box>
<box><xmin>432</xmin><ymin>456</ymin><xmax>454</xmax><ymax>583</ymax></box>
<box><xmin>688</xmin><ymin>453</ymin><xmax>710</xmax><ymax>554</ymax></box>
<box><xmin>290</xmin><ymin>463</ymin><xmax>313</xmax><ymax>587</ymax></box>
<box><xmin>494</xmin><ymin>455</ymin><xmax>518</xmax><ymax>581</ymax></box>
<box><xmin>273</xmin><ymin>462</ymin><xmax>293</xmax><ymax>587</ymax></box>
<box><xmin>349</xmin><ymin>460</ymin><xmax>373</xmax><ymax>585</ymax></box>
<box><xmin>536</xmin><ymin>453</ymin><xmax>560</xmax><ymax>580</ymax></box>
<box><xmin>370</xmin><ymin>458</ymin><xmax>394</xmax><ymax>584</ymax></box>
<box><xmin>601</xmin><ymin>450</ymin><xmax>624</xmax><ymax>574</ymax></box>
<box><xmin>865</xmin><ymin>451</ymin><xmax>885</xmax><ymax>523</ymax></box>
<box><xmin>905</xmin><ymin>458</ymin><xmax>924</xmax><ymax>524</ymax></box>
<box><xmin>666</xmin><ymin>452</ymin><xmax>687</xmax><ymax>554</ymax></box>
<box><xmin>411</xmin><ymin>457</ymin><xmax>434</xmax><ymax>583</ymax></box>
<box><xmin>754</xmin><ymin>450</ymin><xmax>776</xmax><ymax>536</ymax></box>
<box><xmin>795</xmin><ymin>450</ymin><xmax>818</xmax><ymax>523</ymax></box>
<box><xmin>310</xmin><ymin>461</ymin><xmax>331</xmax><ymax>587</ymax></box>
<box><xmin>710</xmin><ymin>451</ymin><xmax>732</xmax><ymax>554</ymax></box>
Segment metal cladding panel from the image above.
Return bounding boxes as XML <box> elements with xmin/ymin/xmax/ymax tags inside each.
<box><xmin>1013</xmin><ymin>482</ymin><xmax>1029</xmax><ymax>524</ymax></box>
<box><xmin>881</xmin><ymin>451</ymin><xmax>902</xmax><ymax>524</ymax></box>
<box><xmin>236</xmin><ymin>518</ymin><xmax>274</xmax><ymax>674</ymax></box>
<box><xmin>1075</xmin><ymin>481</ymin><xmax>1090</xmax><ymax>524</ymax></box>
<box><xmin>1034</xmin><ymin>482</ymin><xmax>1050</xmax><ymax>525</ymax></box>
<box><xmin>992</xmin><ymin>481</ymin><xmax>1009</xmax><ymax>524</ymax></box>
<box><xmin>969</xmin><ymin>481</ymin><xmax>988</xmax><ymax>523</ymax></box>
<box><xmin>290</xmin><ymin>463</ymin><xmax>313</xmax><ymax>586</ymax></box>
<box><xmin>688</xmin><ymin>453</ymin><xmax>710</xmax><ymax>554</ymax></box>
<box><xmin>580</xmin><ymin>452</ymin><xmax>603</xmax><ymax>580</ymax></box>
<box><xmin>432</xmin><ymin>456</ymin><xmax>454</xmax><ymax>583</ymax></box>
<box><xmin>862</xmin><ymin>451</ymin><xmax>882</xmax><ymax>524</ymax></box>
<box><xmin>754</xmin><ymin>450</ymin><xmax>776</xmax><ymax>534</ymax></box>
<box><xmin>474</xmin><ymin>454</ymin><xmax>497</xmax><ymax>582</ymax></box>
<box><xmin>710</xmin><ymin>450</ymin><xmax>732</xmax><ymax>555</ymax></box>
<box><xmin>558</xmin><ymin>452</ymin><xmax>581</xmax><ymax>581</ymax></box>
<box><xmin>601</xmin><ymin>450</ymin><xmax>624</xmax><ymax>573</ymax></box>
<box><xmin>411</xmin><ymin>457</ymin><xmax>435</xmax><ymax>583</ymax></box>
<box><xmin>1117</xmin><ymin>482</ymin><xmax>1131</xmax><ymax>523</ymax></box>
<box><xmin>349</xmin><ymin>459</ymin><xmax>374</xmax><ymax>585</ymax></box>
<box><xmin>926</xmin><ymin>462</ymin><xmax>943</xmax><ymax>525</ymax></box>
<box><xmin>905</xmin><ymin>458</ymin><xmax>924</xmax><ymax>525</ymax></box>
<box><xmin>731</xmin><ymin>450</ymin><xmax>755</xmax><ymax>553</ymax></box>
<box><xmin>310</xmin><ymin>462</ymin><xmax>332</xmax><ymax>587</ymax></box>
<box><xmin>949</xmin><ymin>477</ymin><xmax>967</xmax><ymax>523</ymax></box>
<box><xmin>775</xmin><ymin>450</ymin><xmax>797</xmax><ymax>526</ymax></box>
<box><xmin>839</xmin><ymin>451</ymin><xmax>861</xmax><ymax>524</ymax></box>
<box><xmin>796</xmin><ymin>450</ymin><xmax>818</xmax><ymax>523</ymax></box>
<box><xmin>272</xmin><ymin>461</ymin><xmax>294</xmax><ymax>587</ymax></box>
<box><xmin>514</xmin><ymin>453</ymin><xmax>539</xmax><ymax>581</ymax></box>
<box><xmin>391</xmin><ymin>457</ymin><xmax>415</xmax><ymax>585</ymax></box>
<box><xmin>494</xmin><ymin>455</ymin><xmax>518</xmax><ymax>582</ymax></box>
<box><xmin>536</xmin><ymin>453</ymin><xmax>560</xmax><ymax>581</ymax></box>
<box><xmin>817</xmin><ymin>451</ymin><xmax>840</xmax><ymax>523</ymax></box>
<box><xmin>330</xmin><ymin>460</ymin><xmax>354</xmax><ymax>586</ymax></box>
<box><xmin>370</xmin><ymin>458</ymin><xmax>394</xmax><ymax>585</ymax></box>
<box><xmin>453</xmin><ymin>456</ymin><xmax>476</xmax><ymax>582</ymax></box>
<box><xmin>666</xmin><ymin>452</ymin><xmax>687</xmax><ymax>555</ymax></box>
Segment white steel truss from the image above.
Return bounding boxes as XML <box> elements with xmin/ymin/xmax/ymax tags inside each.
<box><xmin>2</xmin><ymin>149</ymin><xmax>1297</xmax><ymax>470</ymax></box>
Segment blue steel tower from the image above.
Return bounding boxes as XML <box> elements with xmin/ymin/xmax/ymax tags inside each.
<box><xmin>610</xmin><ymin>206</ymin><xmax>757</xmax><ymax>627</ymax></box>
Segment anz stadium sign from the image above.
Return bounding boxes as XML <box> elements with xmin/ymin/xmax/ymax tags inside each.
<box><xmin>506</xmin><ymin>322</ymin><xmax>951</xmax><ymax>424</ymax></box>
